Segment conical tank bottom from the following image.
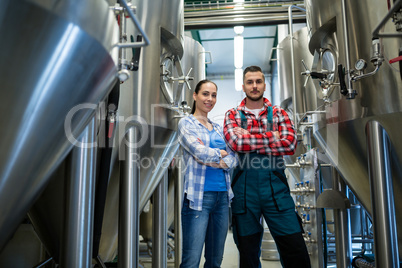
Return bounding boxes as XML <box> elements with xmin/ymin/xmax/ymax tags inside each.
<box><xmin>0</xmin><ymin>1</ymin><xmax>117</xmax><ymax>251</ymax></box>
<box><xmin>98</xmin><ymin>125</ymin><xmax>180</xmax><ymax>262</ymax></box>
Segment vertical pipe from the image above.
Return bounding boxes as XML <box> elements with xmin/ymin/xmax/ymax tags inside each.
<box><xmin>119</xmin><ymin>127</ymin><xmax>140</xmax><ymax>268</ymax></box>
<box><xmin>174</xmin><ymin>156</ymin><xmax>183</xmax><ymax>268</ymax></box>
<box><xmin>288</xmin><ymin>5</ymin><xmax>298</xmax><ymax>129</ymax></box>
<box><xmin>340</xmin><ymin>0</ymin><xmax>355</xmax><ymax>99</ymax></box>
<box><xmin>332</xmin><ymin>167</ymin><xmax>352</xmax><ymax>268</ymax></box>
<box><xmin>344</xmin><ymin>184</ymin><xmax>353</xmax><ymax>266</ymax></box>
<box><xmin>314</xmin><ymin>158</ymin><xmax>324</xmax><ymax>268</ymax></box>
<box><xmin>153</xmin><ymin>171</ymin><xmax>168</xmax><ymax>268</ymax></box>
<box><xmin>61</xmin><ymin>116</ymin><xmax>97</xmax><ymax>268</ymax></box>
<box><xmin>120</xmin><ymin>7</ymin><xmax>127</xmax><ymax>68</ymax></box>
<box><xmin>366</xmin><ymin>120</ymin><xmax>399</xmax><ymax>268</ymax></box>
<box><xmin>288</xmin><ymin>5</ymin><xmax>306</xmax><ymax>130</ymax></box>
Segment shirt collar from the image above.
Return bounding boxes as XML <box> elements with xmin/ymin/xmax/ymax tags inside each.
<box><xmin>237</xmin><ymin>97</ymin><xmax>272</xmax><ymax>113</ymax></box>
<box><xmin>188</xmin><ymin>114</ymin><xmax>218</xmax><ymax>129</ymax></box>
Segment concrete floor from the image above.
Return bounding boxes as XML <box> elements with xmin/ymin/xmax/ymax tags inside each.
<box><xmin>140</xmin><ymin>230</ymin><xmax>283</xmax><ymax>268</ymax></box>
<box><xmin>210</xmin><ymin>230</ymin><xmax>282</xmax><ymax>268</ymax></box>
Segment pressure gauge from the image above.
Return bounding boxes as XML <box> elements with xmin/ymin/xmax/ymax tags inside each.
<box><xmin>355</xmin><ymin>59</ymin><xmax>367</xmax><ymax>71</ymax></box>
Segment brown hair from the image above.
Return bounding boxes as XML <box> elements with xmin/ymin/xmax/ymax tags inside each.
<box><xmin>190</xmin><ymin>80</ymin><xmax>218</xmax><ymax>114</ymax></box>
<box><xmin>243</xmin><ymin>65</ymin><xmax>265</xmax><ymax>82</ymax></box>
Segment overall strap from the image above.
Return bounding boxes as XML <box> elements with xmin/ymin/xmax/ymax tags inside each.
<box><xmin>238</xmin><ymin>110</ymin><xmax>248</xmax><ymax>130</ymax></box>
<box><xmin>239</xmin><ymin>105</ymin><xmax>273</xmax><ymax>129</ymax></box>
<box><xmin>267</xmin><ymin>105</ymin><xmax>273</xmax><ymax>124</ymax></box>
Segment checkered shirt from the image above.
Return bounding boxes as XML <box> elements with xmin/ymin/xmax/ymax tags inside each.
<box><xmin>178</xmin><ymin>115</ymin><xmax>237</xmax><ymax>211</ymax></box>
<box><xmin>223</xmin><ymin>98</ymin><xmax>297</xmax><ymax>156</ymax></box>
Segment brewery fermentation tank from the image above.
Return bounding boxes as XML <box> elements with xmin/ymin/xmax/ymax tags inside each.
<box><xmin>305</xmin><ymin>0</ymin><xmax>402</xmax><ymax>259</ymax></box>
<box><xmin>0</xmin><ymin>0</ymin><xmax>119</xmax><ymax>253</ymax></box>
<box><xmin>98</xmin><ymin>0</ymin><xmax>206</xmax><ymax>261</ymax></box>
<box><xmin>277</xmin><ymin>27</ymin><xmax>324</xmax><ymax>181</ymax></box>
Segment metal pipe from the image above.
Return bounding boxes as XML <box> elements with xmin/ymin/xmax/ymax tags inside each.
<box><xmin>95</xmin><ymin>256</ymin><xmax>107</xmax><ymax>268</ymax></box>
<box><xmin>341</xmin><ymin>0</ymin><xmax>356</xmax><ymax>99</ymax></box>
<box><xmin>288</xmin><ymin>5</ymin><xmax>306</xmax><ymax>130</ymax></box>
<box><xmin>351</xmin><ymin>65</ymin><xmax>381</xmax><ymax>82</ymax></box>
<box><xmin>33</xmin><ymin>257</ymin><xmax>53</xmax><ymax>268</ymax></box>
<box><xmin>61</xmin><ymin>116</ymin><xmax>97</xmax><ymax>268</ymax></box>
<box><xmin>366</xmin><ymin>120</ymin><xmax>399</xmax><ymax>268</ymax></box>
<box><xmin>139</xmin><ymin>131</ymin><xmax>180</xmax><ymax>211</ymax></box>
<box><xmin>113</xmin><ymin>0</ymin><xmax>150</xmax><ymax>48</ymax></box>
<box><xmin>185</xmin><ymin>1</ymin><xmax>305</xmax><ymax>12</ymax></box>
<box><xmin>119</xmin><ymin>127</ymin><xmax>140</xmax><ymax>268</ymax></box>
<box><xmin>185</xmin><ymin>2</ymin><xmax>306</xmax><ymax>30</ymax></box>
<box><xmin>120</xmin><ymin>7</ymin><xmax>127</xmax><ymax>66</ymax></box>
<box><xmin>372</xmin><ymin>0</ymin><xmax>402</xmax><ymax>38</ymax></box>
<box><xmin>174</xmin><ymin>156</ymin><xmax>183</xmax><ymax>268</ymax></box>
<box><xmin>153</xmin><ymin>171</ymin><xmax>168</xmax><ymax>268</ymax></box>
<box><xmin>185</xmin><ymin>13</ymin><xmax>306</xmax><ymax>29</ymax></box>
<box><xmin>285</xmin><ymin>162</ymin><xmax>313</xmax><ymax>168</ymax></box>
<box><xmin>332</xmin><ymin>167</ymin><xmax>352</xmax><ymax>268</ymax></box>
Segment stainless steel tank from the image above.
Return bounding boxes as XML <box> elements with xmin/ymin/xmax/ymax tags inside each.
<box><xmin>181</xmin><ymin>35</ymin><xmax>206</xmax><ymax>106</ymax></box>
<box><xmin>98</xmin><ymin>0</ymin><xmax>188</xmax><ymax>261</ymax></box>
<box><xmin>277</xmin><ymin>27</ymin><xmax>323</xmax><ymax>180</ymax></box>
<box><xmin>305</xmin><ymin>0</ymin><xmax>402</xmax><ymax>258</ymax></box>
<box><xmin>0</xmin><ymin>0</ymin><xmax>118</xmax><ymax>253</ymax></box>
<box><xmin>138</xmin><ymin>35</ymin><xmax>206</xmax><ymax>243</ymax></box>
<box><xmin>116</xmin><ymin>0</ymin><xmax>184</xmax><ymax>217</ymax></box>
<box><xmin>278</xmin><ymin>27</ymin><xmax>319</xmax><ymax>117</ymax></box>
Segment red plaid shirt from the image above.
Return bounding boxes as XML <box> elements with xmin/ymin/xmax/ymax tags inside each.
<box><xmin>223</xmin><ymin>98</ymin><xmax>297</xmax><ymax>156</ymax></box>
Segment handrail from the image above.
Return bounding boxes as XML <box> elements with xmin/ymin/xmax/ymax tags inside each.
<box><xmin>372</xmin><ymin>0</ymin><xmax>402</xmax><ymax>38</ymax></box>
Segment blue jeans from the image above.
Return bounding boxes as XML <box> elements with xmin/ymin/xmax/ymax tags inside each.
<box><xmin>180</xmin><ymin>191</ymin><xmax>229</xmax><ymax>268</ymax></box>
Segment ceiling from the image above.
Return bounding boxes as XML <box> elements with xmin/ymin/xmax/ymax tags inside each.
<box><xmin>187</xmin><ymin>26</ymin><xmax>278</xmax><ymax>77</ymax></box>
<box><xmin>183</xmin><ymin>0</ymin><xmax>305</xmax><ymax>78</ymax></box>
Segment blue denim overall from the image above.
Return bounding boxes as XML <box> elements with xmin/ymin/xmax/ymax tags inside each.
<box><xmin>231</xmin><ymin>107</ymin><xmax>311</xmax><ymax>268</ymax></box>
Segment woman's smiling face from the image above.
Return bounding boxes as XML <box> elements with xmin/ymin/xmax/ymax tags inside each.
<box><xmin>193</xmin><ymin>82</ymin><xmax>217</xmax><ymax>114</ymax></box>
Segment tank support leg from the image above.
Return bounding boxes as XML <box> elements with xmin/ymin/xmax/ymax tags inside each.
<box><xmin>61</xmin><ymin>115</ymin><xmax>97</xmax><ymax>268</ymax></box>
<box><xmin>332</xmin><ymin>167</ymin><xmax>353</xmax><ymax>268</ymax></box>
<box><xmin>174</xmin><ymin>156</ymin><xmax>183</xmax><ymax>268</ymax></box>
<box><xmin>119</xmin><ymin>127</ymin><xmax>140</xmax><ymax>267</ymax></box>
<box><xmin>153</xmin><ymin>170</ymin><xmax>168</xmax><ymax>268</ymax></box>
<box><xmin>366</xmin><ymin>120</ymin><xmax>399</xmax><ymax>268</ymax></box>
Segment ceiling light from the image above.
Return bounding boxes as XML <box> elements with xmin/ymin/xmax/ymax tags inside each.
<box><xmin>234</xmin><ymin>35</ymin><xmax>243</xmax><ymax>69</ymax></box>
<box><xmin>233</xmin><ymin>0</ymin><xmax>244</xmax><ymax>9</ymax></box>
<box><xmin>235</xmin><ymin>68</ymin><xmax>243</xmax><ymax>91</ymax></box>
<box><xmin>234</xmin><ymin>26</ymin><xmax>244</xmax><ymax>35</ymax></box>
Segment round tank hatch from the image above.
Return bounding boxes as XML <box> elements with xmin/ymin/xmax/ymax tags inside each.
<box><xmin>160</xmin><ymin>56</ymin><xmax>176</xmax><ymax>104</ymax></box>
<box><xmin>321</xmin><ymin>49</ymin><xmax>336</xmax><ymax>82</ymax></box>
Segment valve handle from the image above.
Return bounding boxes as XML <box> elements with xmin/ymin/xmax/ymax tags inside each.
<box><xmin>301</xmin><ymin>59</ymin><xmax>327</xmax><ymax>79</ymax></box>
<box><xmin>184</xmin><ymin>68</ymin><xmax>194</xmax><ymax>90</ymax></box>
<box><xmin>310</xmin><ymin>72</ymin><xmax>327</xmax><ymax>79</ymax></box>
<box><xmin>338</xmin><ymin>64</ymin><xmax>348</xmax><ymax>96</ymax></box>
<box><xmin>131</xmin><ymin>35</ymin><xmax>143</xmax><ymax>71</ymax></box>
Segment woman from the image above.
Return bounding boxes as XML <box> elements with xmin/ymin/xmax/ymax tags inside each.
<box><xmin>178</xmin><ymin>80</ymin><xmax>238</xmax><ymax>268</ymax></box>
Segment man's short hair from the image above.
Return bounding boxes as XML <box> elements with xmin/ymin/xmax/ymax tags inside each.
<box><xmin>243</xmin><ymin>66</ymin><xmax>265</xmax><ymax>82</ymax></box>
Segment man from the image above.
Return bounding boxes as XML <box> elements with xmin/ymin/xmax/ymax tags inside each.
<box><xmin>223</xmin><ymin>66</ymin><xmax>311</xmax><ymax>268</ymax></box>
